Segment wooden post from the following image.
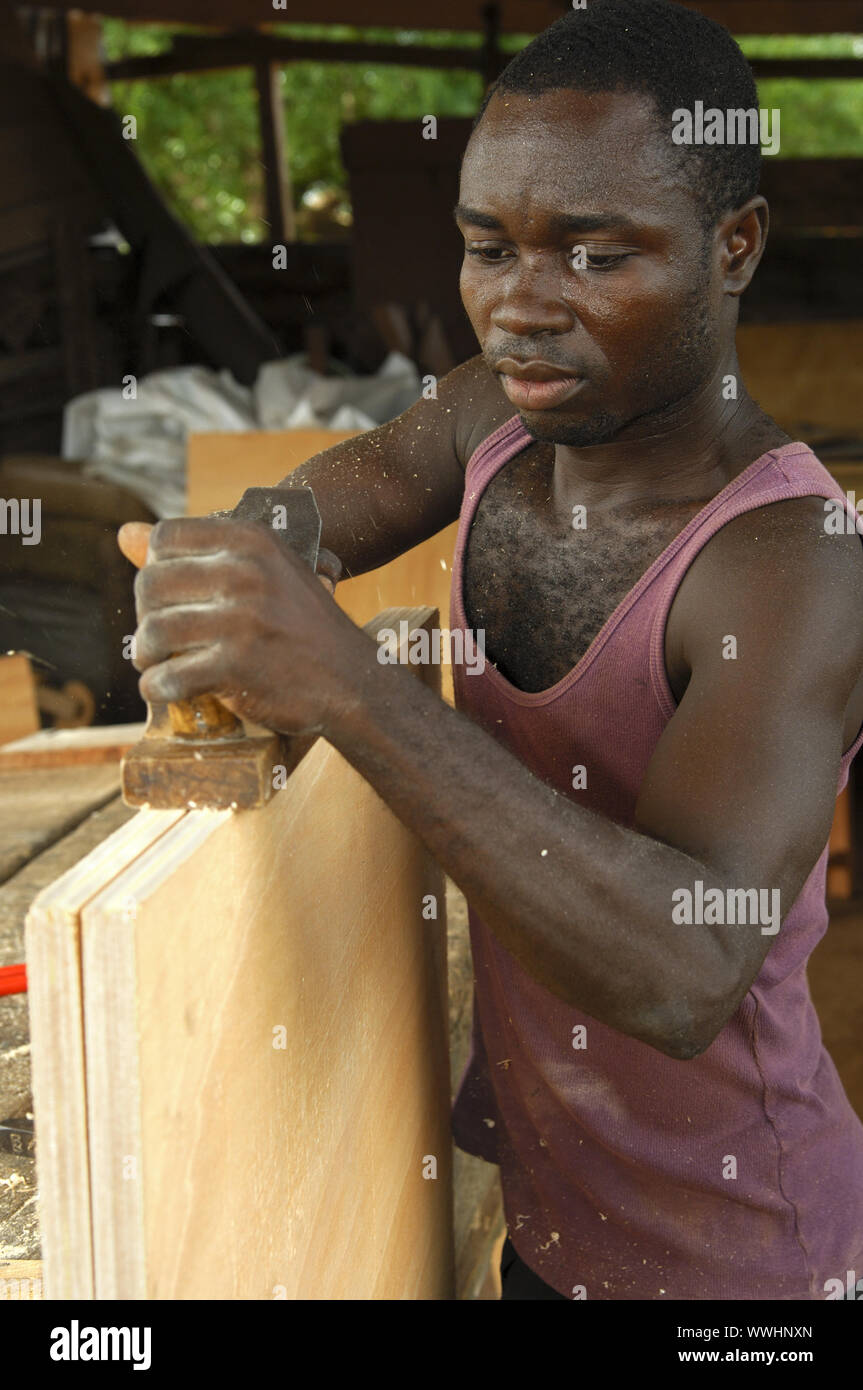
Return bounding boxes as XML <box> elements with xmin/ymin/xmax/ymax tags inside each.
<box><xmin>481</xmin><ymin>2</ymin><xmax>503</xmax><ymax>90</ymax></box>
<box><xmin>66</xmin><ymin>13</ymin><xmax>111</xmax><ymax>107</ymax></box>
<box><xmin>0</xmin><ymin>0</ymin><xmax>36</xmax><ymax>67</ymax></box>
<box><xmin>254</xmin><ymin>61</ymin><xmax>294</xmax><ymax>245</ymax></box>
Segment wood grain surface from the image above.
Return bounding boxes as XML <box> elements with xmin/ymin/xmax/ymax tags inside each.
<box><xmin>0</xmin><ymin>766</ymin><xmax>122</xmax><ymax>885</ymax></box>
<box><xmin>28</xmin><ymin>608</ymin><xmax>455</xmax><ymax>1299</ymax></box>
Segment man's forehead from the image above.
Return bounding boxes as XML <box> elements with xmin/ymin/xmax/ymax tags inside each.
<box><xmin>468</xmin><ymin>86</ymin><xmax>662</xmax><ymax>149</ymax></box>
<box><xmin>460</xmin><ymin>87</ymin><xmax>688</xmax><ymax>223</ymax></box>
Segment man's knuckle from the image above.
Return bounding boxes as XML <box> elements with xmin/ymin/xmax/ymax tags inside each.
<box><xmin>134</xmin><ymin>566</ymin><xmax>156</xmax><ymax>607</ymax></box>
<box><xmin>223</xmin><ymin>553</ymin><xmax>258</xmax><ymax>589</ymax></box>
<box><xmin>137</xmin><ymin>611</ymin><xmax>166</xmax><ymax>653</ymax></box>
<box><xmin>147</xmin><ymin>519</ymin><xmax>175</xmax><ymax>556</ymax></box>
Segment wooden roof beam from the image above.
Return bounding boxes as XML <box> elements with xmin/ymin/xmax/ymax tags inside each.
<box><xmin>21</xmin><ymin>1</ymin><xmax>863</xmax><ymax>38</ymax></box>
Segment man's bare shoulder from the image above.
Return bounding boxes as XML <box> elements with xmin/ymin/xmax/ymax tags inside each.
<box><xmin>693</xmin><ymin>493</ymin><xmax>863</xmax><ymax>591</ymax></box>
<box><xmin>674</xmin><ymin>494</ymin><xmax>863</xmax><ymax>684</ymax></box>
<box><xmin>444</xmin><ymin>354</ymin><xmax>518</xmax><ymax>468</ymax></box>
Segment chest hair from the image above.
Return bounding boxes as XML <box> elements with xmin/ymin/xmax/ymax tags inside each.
<box><xmin>463</xmin><ymin>442</ymin><xmax>709</xmax><ymax>694</ymax></box>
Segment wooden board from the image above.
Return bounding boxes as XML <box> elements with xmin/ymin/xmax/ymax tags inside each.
<box><xmin>187</xmin><ymin>430</ymin><xmax>458</xmax><ymax>700</ymax></box>
<box><xmin>0</xmin><ymin>722</ymin><xmax>145</xmax><ymax>769</ymax></box>
<box><xmin>0</xmin><ymin>765</ymin><xmax>122</xmax><ymax>885</ymax></box>
<box><xmin>25</xmin><ymin>808</ymin><xmax>185</xmax><ymax>1298</ymax></box>
<box><xmin>1</xmin><ymin>797</ymin><xmax>138</xmax><ymax>1269</ymax></box>
<box><xmin>185</xmin><ymin>429</ymin><xmax>360</xmax><ymax>517</ymax></box>
<box><xmin>738</xmin><ymin>321</ymin><xmax>863</xmax><ymax>435</ymax></box>
<box><xmin>759</xmin><ymin>162</ymin><xmax>863</xmax><ymax>235</ymax></box>
<box><xmin>0</xmin><ymin>797</ymin><xmax>134</xmax><ymax>1134</ymax></box>
<box><xmin>0</xmin><ymin>654</ymin><xmax>39</xmax><ymax>748</ymax></box>
<box><xmin>0</xmin><ymin>1260</ymin><xmax>42</xmax><ymax>1299</ymax></box>
<box><xmin>28</xmin><ymin>608</ymin><xmax>454</xmax><ymax>1300</ymax></box>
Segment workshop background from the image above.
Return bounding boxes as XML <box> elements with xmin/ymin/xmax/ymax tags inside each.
<box><xmin>1</xmin><ymin>0</ymin><xmax>862</xmax><ymax>1300</ymax></box>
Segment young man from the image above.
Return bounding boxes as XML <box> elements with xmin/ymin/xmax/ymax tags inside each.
<box><xmin>121</xmin><ymin>0</ymin><xmax>863</xmax><ymax>1299</ymax></box>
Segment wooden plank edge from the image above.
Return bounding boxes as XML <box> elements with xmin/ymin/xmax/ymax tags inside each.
<box><xmin>0</xmin><ymin>723</ymin><xmax>146</xmax><ymax>770</ymax></box>
<box><xmin>25</xmin><ymin>808</ymin><xmax>186</xmax><ymax>1300</ymax></box>
<box><xmin>0</xmin><ymin>1259</ymin><xmax>43</xmax><ymax>1299</ymax></box>
<box><xmin>81</xmin><ymin>810</ymin><xmax>231</xmax><ymax>1300</ymax></box>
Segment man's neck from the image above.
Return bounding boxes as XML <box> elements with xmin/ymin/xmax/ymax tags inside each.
<box><xmin>551</xmin><ymin>361</ymin><xmax>782</xmax><ymax>512</ymax></box>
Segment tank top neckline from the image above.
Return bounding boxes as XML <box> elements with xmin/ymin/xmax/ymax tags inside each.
<box><xmin>455</xmin><ymin>421</ymin><xmax>813</xmax><ymax>708</ymax></box>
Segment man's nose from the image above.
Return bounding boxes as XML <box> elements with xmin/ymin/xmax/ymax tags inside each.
<box><xmin>489</xmin><ymin>260</ymin><xmax>575</xmax><ymax>339</ymax></box>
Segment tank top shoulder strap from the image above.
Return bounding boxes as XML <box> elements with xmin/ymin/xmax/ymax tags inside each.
<box><xmin>464</xmin><ymin>415</ymin><xmax>533</xmax><ymax>487</ymax></box>
<box><xmin>646</xmin><ymin>441</ymin><xmax>863</xmax><ymax>762</ymax></box>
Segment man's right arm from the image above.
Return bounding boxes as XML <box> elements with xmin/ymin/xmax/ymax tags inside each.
<box><xmin>118</xmin><ymin>354</ymin><xmax>513</xmax><ymax>576</ymax></box>
<box><xmin>277</xmin><ymin>353</ymin><xmax>513</xmax><ymax>578</ymax></box>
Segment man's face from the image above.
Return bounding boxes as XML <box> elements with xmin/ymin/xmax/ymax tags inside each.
<box><xmin>456</xmin><ymin>88</ymin><xmax>725</xmax><ymax>448</ymax></box>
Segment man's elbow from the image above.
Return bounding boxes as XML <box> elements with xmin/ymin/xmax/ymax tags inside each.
<box><xmin>633</xmin><ymin>997</ymin><xmax>728</xmax><ymax>1061</ymax></box>
<box><xmin>663</xmin><ymin>1031</ymin><xmax>716</xmax><ymax>1062</ymax></box>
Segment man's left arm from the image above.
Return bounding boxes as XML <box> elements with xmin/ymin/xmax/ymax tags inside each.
<box><xmin>132</xmin><ymin>499</ymin><xmax>863</xmax><ymax>1060</ymax></box>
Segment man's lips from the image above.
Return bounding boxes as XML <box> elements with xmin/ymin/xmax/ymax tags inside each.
<box><xmin>500</xmin><ymin>373</ymin><xmax>585</xmax><ymax>409</ymax></box>
<box><xmin>495</xmin><ymin>359</ymin><xmax>586</xmax><ymax>410</ymax></box>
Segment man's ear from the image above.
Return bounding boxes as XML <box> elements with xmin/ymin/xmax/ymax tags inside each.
<box><xmin>720</xmin><ymin>196</ymin><xmax>769</xmax><ymax>298</ymax></box>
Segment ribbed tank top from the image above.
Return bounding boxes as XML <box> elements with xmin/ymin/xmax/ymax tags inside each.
<box><xmin>449</xmin><ymin>416</ymin><xmax>863</xmax><ymax>1301</ymax></box>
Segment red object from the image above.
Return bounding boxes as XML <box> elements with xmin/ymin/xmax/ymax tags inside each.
<box><xmin>0</xmin><ymin>964</ymin><xmax>27</xmax><ymax>997</ymax></box>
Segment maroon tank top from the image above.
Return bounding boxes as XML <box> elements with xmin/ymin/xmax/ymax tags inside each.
<box><xmin>449</xmin><ymin>417</ymin><xmax>863</xmax><ymax>1301</ymax></box>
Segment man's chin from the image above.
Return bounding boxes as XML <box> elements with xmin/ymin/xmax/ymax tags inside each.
<box><xmin>519</xmin><ymin>408</ymin><xmax>624</xmax><ymax>448</ymax></box>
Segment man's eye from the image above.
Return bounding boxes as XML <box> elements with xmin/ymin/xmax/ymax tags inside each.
<box><xmin>465</xmin><ymin>246</ymin><xmax>630</xmax><ymax>269</ymax></box>
<box><xmin>573</xmin><ymin>249</ymin><xmax>631</xmax><ymax>271</ymax></box>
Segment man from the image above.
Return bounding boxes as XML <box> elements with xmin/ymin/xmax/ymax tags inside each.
<box><xmin>120</xmin><ymin>0</ymin><xmax>863</xmax><ymax>1300</ymax></box>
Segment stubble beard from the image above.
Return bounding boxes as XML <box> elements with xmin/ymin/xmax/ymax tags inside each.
<box><xmin>515</xmin><ymin>267</ymin><xmax>717</xmax><ymax>449</ymax></box>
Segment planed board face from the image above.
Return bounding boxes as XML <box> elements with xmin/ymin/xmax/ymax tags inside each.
<box><xmin>81</xmin><ymin>737</ymin><xmax>453</xmax><ymax>1300</ymax></box>
<box><xmin>27</xmin><ymin>605</ymin><xmax>453</xmax><ymax>1300</ymax></box>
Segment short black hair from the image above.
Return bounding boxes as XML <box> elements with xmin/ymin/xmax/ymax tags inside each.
<box><xmin>474</xmin><ymin>0</ymin><xmax>762</xmax><ymax>233</ymax></box>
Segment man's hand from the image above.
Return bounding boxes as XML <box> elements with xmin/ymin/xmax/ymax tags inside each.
<box><xmin>117</xmin><ymin>518</ymin><xmax>364</xmax><ymax>735</ymax></box>
<box><xmin>117</xmin><ymin>521</ymin><xmax>152</xmax><ymax>571</ymax></box>
<box><xmin>117</xmin><ymin>520</ymin><xmax>342</xmax><ymax>592</ymax></box>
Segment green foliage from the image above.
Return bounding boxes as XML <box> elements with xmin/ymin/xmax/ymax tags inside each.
<box><xmin>742</xmin><ymin>33</ymin><xmax>863</xmax><ymax>156</ymax></box>
<box><xmin>755</xmin><ymin>79</ymin><xmax>863</xmax><ymax>156</ymax></box>
<box><xmin>102</xmin><ymin>22</ymin><xmax>863</xmax><ymax>244</ymax></box>
<box><xmin>104</xmin><ymin>21</ymin><xmax>482</xmax><ymax>242</ymax></box>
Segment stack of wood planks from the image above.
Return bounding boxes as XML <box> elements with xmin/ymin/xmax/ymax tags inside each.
<box><xmin>26</xmin><ymin>609</ymin><xmax>457</xmax><ymax>1299</ymax></box>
